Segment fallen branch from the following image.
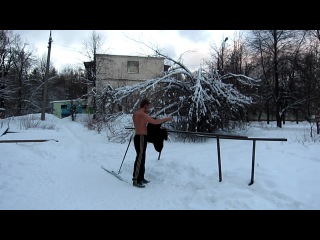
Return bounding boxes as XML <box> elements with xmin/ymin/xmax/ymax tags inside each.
<box><xmin>0</xmin><ymin>139</ymin><xmax>59</xmax><ymax>143</ymax></box>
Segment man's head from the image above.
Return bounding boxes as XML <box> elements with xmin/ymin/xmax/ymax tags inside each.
<box><xmin>140</xmin><ymin>98</ymin><xmax>151</xmax><ymax>112</ymax></box>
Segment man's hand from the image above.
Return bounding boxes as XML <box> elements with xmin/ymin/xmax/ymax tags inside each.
<box><xmin>167</xmin><ymin>116</ymin><xmax>173</xmax><ymax>122</ymax></box>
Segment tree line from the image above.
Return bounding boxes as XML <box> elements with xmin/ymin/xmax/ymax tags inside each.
<box><xmin>208</xmin><ymin>30</ymin><xmax>320</xmax><ymax>130</ymax></box>
<box><xmin>0</xmin><ymin>30</ymin><xmax>88</xmax><ymax>117</ymax></box>
<box><xmin>1</xmin><ymin>30</ymin><xmax>319</xmax><ymax>134</ymax></box>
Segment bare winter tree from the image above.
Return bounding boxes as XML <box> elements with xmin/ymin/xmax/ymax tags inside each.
<box><xmin>295</xmin><ymin>32</ymin><xmax>320</xmax><ymax>135</ymax></box>
<box><xmin>208</xmin><ymin>31</ymin><xmax>261</xmax><ymax>122</ymax></box>
<box><xmin>82</xmin><ymin>31</ymin><xmax>109</xmax><ymax>119</ymax></box>
<box><xmin>1</xmin><ymin>31</ymin><xmax>62</xmax><ymax>117</ymax></box>
<box><xmin>246</xmin><ymin>30</ymin><xmax>306</xmax><ymax>128</ymax></box>
<box><xmin>0</xmin><ymin>30</ymin><xmax>15</xmax><ymax>112</ymax></box>
<box><xmin>57</xmin><ymin>66</ymin><xmax>87</xmax><ymax>100</ymax></box>
<box><xmin>29</xmin><ymin>54</ymin><xmax>61</xmax><ymax>112</ymax></box>
<box><xmin>210</xmin><ymin>35</ymin><xmax>230</xmax><ymax>75</ymax></box>
<box><xmin>4</xmin><ymin>33</ymin><xmax>37</xmax><ymax>116</ymax></box>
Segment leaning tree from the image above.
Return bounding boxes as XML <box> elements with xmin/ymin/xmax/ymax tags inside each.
<box><xmin>101</xmin><ymin>51</ymin><xmax>260</xmax><ymax>134</ymax></box>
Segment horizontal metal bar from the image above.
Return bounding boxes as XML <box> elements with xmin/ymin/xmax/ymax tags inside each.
<box><xmin>247</xmin><ymin>138</ymin><xmax>287</xmax><ymax>141</ymax></box>
<box><xmin>166</xmin><ymin>130</ymin><xmax>248</xmax><ymax>139</ymax></box>
<box><xmin>125</xmin><ymin>127</ymin><xmax>287</xmax><ymax>141</ymax></box>
<box><xmin>190</xmin><ymin>133</ymin><xmax>248</xmax><ymax>140</ymax></box>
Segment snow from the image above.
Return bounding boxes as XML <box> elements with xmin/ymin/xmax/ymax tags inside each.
<box><xmin>0</xmin><ymin>113</ymin><xmax>319</xmax><ymax>210</ymax></box>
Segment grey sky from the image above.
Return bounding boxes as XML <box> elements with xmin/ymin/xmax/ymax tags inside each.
<box><xmin>14</xmin><ymin>30</ymin><xmax>237</xmax><ymax>71</ymax></box>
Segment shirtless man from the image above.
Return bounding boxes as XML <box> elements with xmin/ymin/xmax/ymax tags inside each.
<box><xmin>132</xmin><ymin>98</ymin><xmax>173</xmax><ymax>188</ymax></box>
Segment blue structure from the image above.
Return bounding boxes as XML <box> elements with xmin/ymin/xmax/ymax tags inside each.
<box><xmin>50</xmin><ymin>99</ymin><xmax>87</xmax><ymax>118</ymax></box>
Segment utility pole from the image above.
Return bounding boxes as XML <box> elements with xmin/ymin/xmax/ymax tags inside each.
<box><xmin>0</xmin><ymin>55</ymin><xmax>5</xmax><ymax>109</ymax></box>
<box><xmin>221</xmin><ymin>37</ymin><xmax>228</xmax><ymax>75</ymax></box>
<box><xmin>41</xmin><ymin>30</ymin><xmax>53</xmax><ymax>121</ymax></box>
<box><xmin>92</xmin><ymin>45</ymin><xmax>96</xmax><ymax>119</ymax></box>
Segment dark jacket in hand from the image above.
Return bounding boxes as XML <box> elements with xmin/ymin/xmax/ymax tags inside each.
<box><xmin>147</xmin><ymin>121</ymin><xmax>168</xmax><ymax>153</ymax></box>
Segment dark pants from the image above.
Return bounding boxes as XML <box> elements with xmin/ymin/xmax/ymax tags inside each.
<box><xmin>132</xmin><ymin>135</ymin><xmax>147</xmax><ymax>183</ymax></box>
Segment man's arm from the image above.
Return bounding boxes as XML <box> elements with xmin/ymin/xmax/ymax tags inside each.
<box><xmin>144</xmin><ymin>114</ymin><xmax>172</xmax><ymax>125</ymax></box>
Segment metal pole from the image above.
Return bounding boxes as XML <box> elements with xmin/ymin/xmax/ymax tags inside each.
<box><xmin>249</xmin><ymin>140</ymin><xmax>256</xmax><ymax>186</ymax></box>
<box><xmin>216</xmin><ymin>136</ymin><xmax>222</xmax><ymax>182</ymax></box>
<box><xmin>117</xmin><ymin>132</ymin><xmax>133</xmax><ymax>174</ymax></box>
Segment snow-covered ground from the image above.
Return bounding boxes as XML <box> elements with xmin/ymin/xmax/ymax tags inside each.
<box><xmin>0</xmin><ymin>113</ymin><xmax>319</xmax><ymax>210</ymax></box>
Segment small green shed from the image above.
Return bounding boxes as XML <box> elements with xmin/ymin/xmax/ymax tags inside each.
<box><xmin>50</xmin><ymin>99</ymin><xmax>87</xmax><ymax>118</ymax></box>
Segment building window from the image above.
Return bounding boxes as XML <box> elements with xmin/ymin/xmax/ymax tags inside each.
<box><xmin>127</xmin><ymin>61</ymin><xmax>139</xmax><ymax>74</ymax></box>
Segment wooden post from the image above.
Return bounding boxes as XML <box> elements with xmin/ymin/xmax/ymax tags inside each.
<box><xmin>41</xmin><ymin>30</ymin><xmax>52</xmax><ymax>121</ymax></box>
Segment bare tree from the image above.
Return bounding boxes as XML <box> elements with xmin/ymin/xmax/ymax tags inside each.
<box><xmin>210</xmin><ymin>35</ymin><xmax>230</xmax><ymax>75</ymax></box>
<box><xmin>295</xmin><ymin>34</ymin><xmax>320</xmax><ymax>134</ymax></box>
<box><xmin>4</xmin><ymin>33</ymin><xmax>36</xmax><ymax>116</ymax></box>
<box><xmin>0</xmin><ymin>30</ymin><xmax>15</xmax><ymax>111</ymax></box>
<box><xmin>82</xmin><ymin>31</ymin><xmax>107</xmax><ymax>119</ymax></box>
<box><xmin>247</xmin><ymin>30</ymin><xmax>305</xmax><ymax>128</ymax></box>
